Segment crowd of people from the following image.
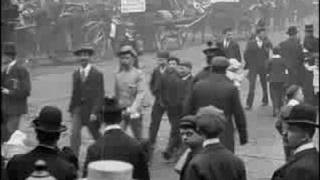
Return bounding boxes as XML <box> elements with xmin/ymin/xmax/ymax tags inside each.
<box><xmin>1</xmin><ymin>21</ymin><xmax>319</xmax><ymax>179</ymax></box>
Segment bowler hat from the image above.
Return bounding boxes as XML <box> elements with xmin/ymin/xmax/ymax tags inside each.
<box><xmin>157</xmin><ymin>51</ymin><xmax>170</xmax><ymax>59</ymax></box>
<box><xmin>102</xmin><ymin>97</ymin><xmax>124</xmax><ymax>115</ymax></box>
<box><xmin>196</xmin><ymin>105</ymin><xmax>226</xmax><ymax>136</ymax></box>
<box><xmin>32</xmin><ymin>106</ymin><xmax>67</xmax><ymax>132</ymax></box>
<box><xmin>117</xmin><ymin>45</ymin><xmax>137</xmax><ymax>57</ymax></box>
<box><xmin>180</xmin><ymin>115</ymin><xmax>197</xmax><ymax>130</ymax></box>
<box><xmin>305</xmin><ymin>24</ymin><xmax>314</xmax><ymax>32</ymax></box>
<box><xmin>203</xmin><ymin>41</ymin><xmax>225</xmax><ymax>57</ymax></box>
<box><xmin>284</xmin><ymin>104</ymin><xmax>319</xmax><ymax>128</ymax></box>
<box><xmin>211</xmin><ymin>56</ymin><xmax>230</xmax><ymax>68</ymax></box>
<box><xmin>286</xmin><ymin>26</ymin><xmax>298</xmax><ymax>35</ymax></box>
<box><xmin>73</xmin><ymin>43</ymin><xmax>94</xmax><ymax>56</ymax></box>
<box><xmin>3</xmin><ymin>42</ymin><xmax>17</xmax><ymax>56</ymax></box>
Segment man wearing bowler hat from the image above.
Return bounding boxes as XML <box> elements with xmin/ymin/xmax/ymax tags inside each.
<box><xmin>184</xmin><ymin>105</ymin><xmax>247</xmax><ymax>180</ymax></box>
<box><xmin>184</xmin><ymin>56</ymin><xmax>248</xmax><ymax>153</ymax></box>
<box><xmin>6</xmin><ymin>106</ymin><xmax>77</xmax><ymax>180</ymax></box>
<box><xmin>68</xmin><ymin>43</ymin><xmax>105</xmax><ymax>157</ymax></box>
<box><xmin>279</xmin><ymin>26</ymin><xmax>304</xmax><ymax>87</ymax></box>
<box><xmin>271</xmin><ymin>104</ymin><xmax>319</xmax><ymax>180</ymax></box>
<box><xmin>83</xmin><ymin>97</ymin><xmax>150</xmax><ymax>180</ymax></box>
<box><xmin>1</xmin><ymin>42</ymin><xmax>31</xmax><ymax>143</ymax></box>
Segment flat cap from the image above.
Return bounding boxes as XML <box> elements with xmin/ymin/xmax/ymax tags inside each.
<box><xmin>284</xmin><ymin>104</ymin><xmax>318</xmax><ymax>128</ymax></box>
<box><xmin>180</xmin><ymin>115</ymin><xmax>197</xmax><ymax>130</ymax></box>
<box><xmin>73</xmin><ymin>43</ymin><xmax>94</xmax><ymax>56</ymax></box>
<box><xmin>196</xmin><ymin>105</ymin><xmax>226</xmax><ymax>136</ymax></box>
<box><xmin>179</xmin><ymin>61</ymin><xmax>192</xmax><ymax>69</ymax></box>
<box><xmin>211</xmin><ymin>56</ymin><xmax>230</xmax><ymax>68</ymax></box>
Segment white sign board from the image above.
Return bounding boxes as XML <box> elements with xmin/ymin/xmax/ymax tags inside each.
<box><xmin>121</xmin><ymin>0</ymin><xmax>146</xmax><ymax>13</ymax></box>
<box><xmin>211</xmin><ymin>0</ymin><xmax>239</xmax><ymax>4</ymax></box>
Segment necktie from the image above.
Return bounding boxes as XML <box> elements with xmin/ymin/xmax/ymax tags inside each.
<box><xmin>80</xmin><ymin>69</ymin><xmax>86</xmax><ymax>82</ymax></box>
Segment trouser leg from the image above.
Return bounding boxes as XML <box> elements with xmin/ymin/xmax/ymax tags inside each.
<box><xmin>6</xmin><ymin>115</ymin><xmax>21</xmax><ymax>138</ymax></box>
<box><xmin>246</xmin><ymin>69</ymin><xmax>258</xmax><ymax>108</ymax></box>
<box><xmin>165</xmin><ymin>105</ymin><xmax>182</xmax><ymax>155</ymax></box>
<box><xmin>86</xmin><ymin>120</ymin><xmax>101</xmax><ymax>140</ymax></box>
<box><xmin>259</xmin><ymin>69</ymin><xmax>269</xmax><ymax>104</ymax></box>
<box><xmin>70</xmin><ymin>107</ymin><xmax>82</xmax><ymax>157</ymax></box>
<box><xmin>148</xmin><ymin>101</ymin><xmax>166</xmax><ymax>145</ymax></box>
<box><xmin>269</xmin><ymin>83</ymin><xmax>276</xmax><ymax>113</ymax></box>
<box><xmin>129</xmin><ymin>115</ymin><xmax>143</xmax><ymax>141</ymax></box>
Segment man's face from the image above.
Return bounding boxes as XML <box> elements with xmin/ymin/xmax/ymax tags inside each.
<box><xmin>258</xmin><ymin>30</ymin><xmax>266</xmax><ymax>39</ymax></box>
<box><xmin>180</xmin><ymin>128</ymin><xmax>204</xmax><ymax>148</ymax></box>
<box><xmin>225</xmin><ymin>31</ymin><xmax>233</xmax><ymax>41</ymax></box>
<box><xmin>168</xmin><ymin>60</ymin><xmax>178</xmax><ymax>69</ymax></box>
<box><xmin>157</xmin><ymin>58</ymin><xmax>167</xmax><ymax>66</ymax></box>
<box><xmin>282</xmin><ymin>124</ymin><xmax>309</xmax><ymax>149</ymax></box>
<box><xmin>119</xmin><ymin>53</ymin><xmax>133</xmax><ymax>67</ymax></box>
<box><xmin>77</xmin><ymin>52</ymin><xmax>91</xmax><ymax>68</ymax></box>
<box><xmin>177</xmin><ymin>65</ymin><xmax>191</xmax><ymax>77</ymax></box>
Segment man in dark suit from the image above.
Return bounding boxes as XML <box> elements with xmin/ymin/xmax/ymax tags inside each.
<box><xmin>219</xmin><ymin>28</ymin><xmax>242</xmax><ymax>62</ymax></box>
<box><xmin>69</xmin><ymin>44</ymin><xmax>105</xmax><ymax>157</ymax></box>
<box><xmin>184</xmin><ymin>105</ymin><xmax>247</xmax><ymax>180</ymax></box>
<box><xmin>184</xmin><ymin>56</ymin><xmax>248</xmax><ymax>153</ymax></box>
<box><xmin>271</xmin><ymin>104</ymin><xmax>319</xmax><ymax>180</ymax></box>
<box><xmin>244</xmin><ymin>27</ymin><xmax>272</xmax><ymax>110</ymax></box>
<box><xmin>1</xmin><ymin>42</ymin><xmax>31</xmax><ymax>143</ymax></box>
<box><xmin>6</xmin><ymin>106</ymin><xmax>77</xmax><ymax>180</ymax></box>
<box><xmin>83</xmin><ymin>97</ymin><xmax>150</xmax><ymax>180</ymax></box>
<box><xmin>266</xmin><ymin>46</ymin><xmax>289</xmax><ymax>117</ymax></box>
<box><xmin>279</xmin><ymin>26</ymin><xmax>304</xmax><ymax>87</ymax></box>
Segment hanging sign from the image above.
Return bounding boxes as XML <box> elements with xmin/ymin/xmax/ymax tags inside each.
<box><xmin>121</xmin><ymin>0</ymin><xmax>146</xmax><ymax>13</ymax></box>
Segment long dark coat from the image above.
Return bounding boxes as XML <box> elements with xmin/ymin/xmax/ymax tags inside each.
<box><xmin>83</xmin><ymin>129</ymin><xmax>150</xmax><ymax>180</ymax></box>
<box><xmin>6</xmin><ymin>146</ymin><xmax>77</xmax><ymax>180</ymax></box>
<box><xmin>221</xmin><ymin>40</ymin><xmax>242</xmax><ymax>62</ymax></box>
<box><xmin>279</xmin><ymin>37</ymin><xmax>304</xmax><ymax>86</ymax></box>
<box><xmin>271</xmin><ymin>148</ymin><xmax>319</xmax><ymax>180</ymax></box>
<box><xmin>184</xmin><ymin>73</ymin><xmax>247</xmax><ymax>152</ymax></box>
<box><xmin>184</xmin><ymin>143</ymin><xmax>247</xmax><ymax>180</ymax></box>
<box><xmin>68</xmin><ymin>66</ymin><xmax>104</xmax><ymax>124</ymax></box>
<box><xmin>1</xmin><ymin>63</ymin><xmax>31</xmax><ymax>115</ymax></box>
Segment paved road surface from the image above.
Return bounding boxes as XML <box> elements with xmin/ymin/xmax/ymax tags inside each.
<box><xmin>17</xmin><ymin>31</ymin><xmax>318</xmax><ymax>180</ymax></box>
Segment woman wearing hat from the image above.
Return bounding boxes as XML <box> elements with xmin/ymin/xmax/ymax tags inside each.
<box><xmin>6</xmin><ymin>106</ymin><xmax>77</xmax><ymax>180</ymax></box>
<box><xmin>272</xmin><ymin>104</ymin><xmax>319</xmax><ymax>180</ymax></box>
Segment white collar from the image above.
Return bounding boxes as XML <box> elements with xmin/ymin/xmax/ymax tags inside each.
<box><xmin>182</xmin><ymin>74</ymin><xmax>192</xmax><ymax>80</ymax></box>
<box><xmin>272</xmin><ymin>54</ymin><xmax>281</xmax><ymax>58</ymax></box>
<box><xmin>159</xmin><ymin>66</ymin><xmax>167</xmax><ymax>73</ymax></box>
<box><xmin>8</xmin><ymin>60</ymin><xmax>17</xmax><ymax>67</ymax></box>
<box><xmin>294</xmin><ymin>142</ymin><xmax>315</xmax><ymax>155</ymax></box>
<box><xmin>104</xmin><ymin>124</ymin><xmax>121</xmax><ymax>133</ymax></box>
<box><xmin>203</xmin><ymin>138</ymin><xmax>220</xmax><ymax>148</ymax></box>
<box><xmin>287</xmin><ymin>99</ymin><xmax>300</xmax><ymax>106</ymax></box>
<box><xmin>80</xmin><ymin>64</ymin><xmax>92</xmax><ymax>76</ymax></box>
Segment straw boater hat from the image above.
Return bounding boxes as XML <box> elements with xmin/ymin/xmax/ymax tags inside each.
<box><xmin>87</xmin><ymin>160</ymin><xmax>133</xmax><ymax>180</ymax></box>
<box><xmin>73</xmin><ymin>43</ymin><xmax>95</xmax><ymax>56</ymax></box>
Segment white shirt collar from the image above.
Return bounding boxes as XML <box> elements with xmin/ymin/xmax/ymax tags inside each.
<box><xmin>287</xmin><ymin>99</ymin><xmax>300</xmax><ymax>106</ymax></box>
<box><xmin>8</xmin><ymin>60</ymin><xmax>17</xmax><ymax>67</ymax></box>
<box><xmin>80</xmin><ymin>64</ymin><xmax>92</xmax><ymax>77</ymax></box>
<box><xmin>104</xmin><ymin>124</ymin><xmax>121</xmax><ymax>133</ymax></box>
<box><xmin>272</xmin><ymin>54</ymin><xmax>281</xmax><ymax>58</ymax></box>
<box><xmin>182</xmin><ymin>74</ymin><xmax>192</xmax><ymax>80</ymax></box>
<box><xmin>159</xmin><ymin>66</ymin><xmax>166</xmax><ymax>74</ymax></box>
<box><xmin>203</xmin><ymin>138</ymin><xmax>220</xmax><ymax>148</ymax></box>
<box><xmin>294</xmin><ymin>142</ymin><xmax>315</xmax><ymax>155</ymax></box>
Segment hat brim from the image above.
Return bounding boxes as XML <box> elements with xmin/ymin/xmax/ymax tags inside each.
<box><xmin>117</xmin><ymin>50</ymin><xmax>137</xmax><ymax>57</ymax></box>
<box><xmin>285</xmin><ymin>120</ymin><xmax>319</xmax><ymax>128</ymax></box>
<box><xmin>73</xmin><ymin>49</ymin><xmax>94</xmax><ymax>56</ymax></box>
<box><xmin>32</xmin><ymin>119</ymin><xmax>67</xmax><ymax>132</ymax></box>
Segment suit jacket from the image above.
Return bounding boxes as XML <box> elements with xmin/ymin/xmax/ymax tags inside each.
<box><xmin>184</xmin><ymin>143</ymin><xmax>246</xmax><ymax>180</ymax></box>
<box><xmin>193</xmin><ymin>66</ymin><xmax>211</xmax><ymax>85</ymax></box>
<box><xmin>266</xmin><ymin>56</ymin><xmax>288</xmax><ymax>83</ymax></box>
<box><xmin>149</xmin><ymin>66</ymin><xmax>168</xmax><ymax>99</ymax></box>
<box><xmin>271</xmin><ymin>148</ymin><xmax>319</xmax><ymax>180</ymax></box>
<box><xmin>221</xmin><ymin>39</ymin><xmax>242</xmax><ymax>62</ymax></box>
<box><xmin>303</xmin><ymin>36</ymin><xmax>319</xmax><ymax>53</ymax></box>
<box><xmin>244</xmin><ymin>37</ymin><xmax>272</xmax><ymax>70</ymax></box>
<box><xmin>68</xmin><ymin>66</ymin><xmax>104</xmax><ymax>122</ymax></box>
<box><xmin>6</xmin><ymin>146</ymin><xmax>77</xmax><ymax>180</ymax></box>
<box><xmin>1</xmin><ymin>62</ymin><xmax>31</xmax><ymax>115</ymax></box>
<box><xmin>184</xmin><ymin>73</ymin><xmax>247</xmax><ymax>152</ymax></box>
<box><xmin>83</xmin><ymin>129</ymin><xmax>150</xmax><ymax>180</ymax></box>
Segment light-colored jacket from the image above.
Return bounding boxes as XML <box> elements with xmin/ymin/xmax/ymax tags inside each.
<box><xmin>114</xmin><ymin>67</ymin><xmax>146</xmax><ymax>113</ymax></box>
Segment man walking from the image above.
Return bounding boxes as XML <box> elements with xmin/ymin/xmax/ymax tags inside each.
<box><xmin>244</xmin><ymin>27</ymin><xmax>272</xmax><ymax>110</ymax></box>
<box><xmin>1</xmin><ymin>42</ymin><xmax>31</xmax><ymax>143</ymax></box>
<box><xmin>219</xmin><ymin>28</ymin><xmax>242</xmax><ymax>62</ymax></box>
<box><xmin>69</xmin><ymin>44</ymin><xmax>105</xmax><ymax>157</ymax></box>
<box><xmin>279</xmin><ymin>26</ymin><xmax>304</xmax><ymax>87</ymax></box>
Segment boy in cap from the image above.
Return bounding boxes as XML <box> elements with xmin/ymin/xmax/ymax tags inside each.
<box><xmin>1</xmin><ymin>42</ymin><xmax>31</xmax><ymax>143</ymax></box>
<box><xmin>184</xmin><ymin>105</ymin><xmax>247</xmax><ymax>180</ymax></box>
<box><xmin>114</xmin><ymin>46</ymin><xmax>147</xmax><ymax>141</ymax></box>
<box><xmin>7</xmin><ymin>106</ymin><xmax>77</xmax><ymax>180</ymax></box>
<box><xmin>175</xmin><ymin>115</ymin><xmax>204</xmax><ymax>180</ymax></box>
<box><xmin>272</xmin><ymin>104</ymin><xmax>319</xmax><ymax>180</ymax></box>
<box><xmin>83</xmin><ymin>97</ymin><xmax>150</xmax><ymax>180</ymax></box>
<box><xmin>69</xmin><ymin>43</ymin><xmax>105</xmax><ymax>157</ymax></box>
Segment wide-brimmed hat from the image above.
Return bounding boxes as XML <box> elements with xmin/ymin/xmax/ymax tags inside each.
<box><xmin>3</xmin><ymin>42</ymin><xmax>17</xmax><ymax>56</ymax></box>
<box><xmin>286</xmin><ymin>26</ymin><xmax>298</xmax><ymax>35</ymax></box>
<box><xmin>284</xmin><ymin>104</ymin><xmax>319</xmax><ymax>128</ymax></box>
<box><xmin>73</xmin><ymin>43</ymin><xmax>94</xmax><ymax>56</ymax></box>
<box><xmin>117</xmin><ymin>45</ymin><xmax>137</xmax><ymax>57</ymax></box>
<box><xmin>32</xmin><ymin>106</ymin><xmax>67</xmax><ymax>132</ymax></box>
<box><xmin>196</xmin><ymin>105</ymin><xmax>226</xmax><ymax>136</ymax></box>
<box><xmin>305</xmin><ymin>24</ymin><xmax>314</xmax><ymax>32</ymax></box>
<box><xmin>203</xmin><ymin>41</ymin><xmax>225</xmax><ymax>57</ymax></box>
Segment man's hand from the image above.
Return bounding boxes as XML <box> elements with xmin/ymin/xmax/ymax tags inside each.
<box><xmin>1</xmin><ymin>88</ymin><xmax>10</xmax><ymax>95</ymax></box>
<box><xmin>89</xmin><ymin>114</ymin><xmax>97</xmax><ymax>122</ymax></box>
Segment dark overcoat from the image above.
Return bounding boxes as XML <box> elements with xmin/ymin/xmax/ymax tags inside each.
<box><xmin>221</xmin><ymin>40</ymin><xmax>242</xmax><ymax>62</ymax></box>
<box><xmin>68</xmin><ymin>67</ymin><xmax>104</xmax><ymax>124</ymax></box>
<box><xmin>271</xmin><ymin>148</ymin><xmax>319</xmax><ymax>180</ymax></box>
<box><xmin>279</xmin><ymin>37</ymin><xmax>304</xmax><ymax>86</ymax></box>
<box><xmin>83</xmin><ymin>129</ymin><xmax>150</xmax><ymax>180</ymax></box>
<box><xmin>6</xmin><ymin>146</ymin><xmax>77</xmax><ymax>180</ymax></box>
<box><xmin>149</xmin><ymin>66</ymin><xmax>168</xmax><ymax>99</ymax></box>
<box><xmin>1</xmin><ymin>63</ymin><xmax>31</xmax><ymax>115</ymax></box>
<box><xmin>266</xmin><ymin>57</ymin><xmax>288</xmax><ymax>83</ymax></box>
<box><xmin>184</xmin><ymin>73</ymin><xmax>247</xmax><ymax>152</ymax></box>
<box><xmin>184</xmin><ymin>143</ymin><xmax>247</xmax><ymax>180</ymax></box>
<box><xmin>192</xmin><ymin>66</ymin><xmax>211</xmax><ymax>85</ymax></box>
